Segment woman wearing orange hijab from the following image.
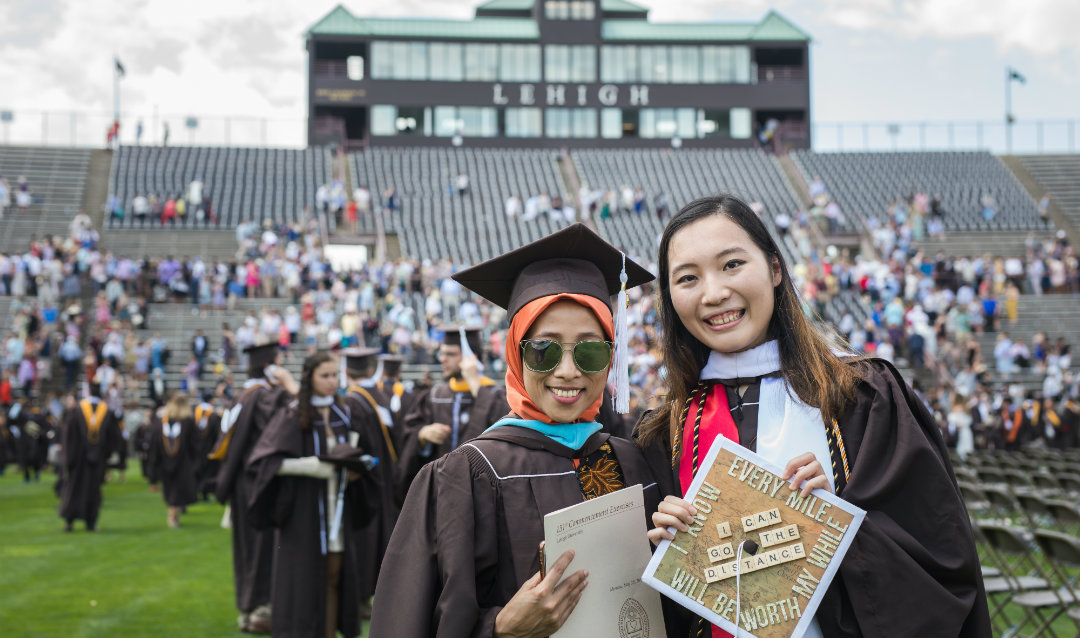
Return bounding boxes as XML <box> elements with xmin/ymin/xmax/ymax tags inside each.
<box><xmin>370</xmin><ymin>224</ymin><xmax>663</xmax><ymax>638</ymax></box>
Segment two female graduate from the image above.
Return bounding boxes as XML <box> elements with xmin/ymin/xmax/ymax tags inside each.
<box><xmin>370</xmin><ymin>224</ymin><xmax>665</xmax><ymax>637</ymax></box>
<box><xmin>645</xmin><ymin>195</ymin><xmax>990</xmax><ymax>637</ymax></box>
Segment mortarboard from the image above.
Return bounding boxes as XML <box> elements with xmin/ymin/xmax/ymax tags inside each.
<box><xmin>451</xmin><ymin>223</ymin><xmax>653</xmax><ymax>321</ymax></box>
<box><xmin>243</xmin><ymin>343</ymin><xmax>279</xmax><ymax>371</ymax></box>
<box><xmin>378</xmin><ymin>354</ymin><xmax>405</xmax><ymax>377</ymax></box>
<box><xmin>440</xmin><ymin>325</ymin><xmax>483</xmax><ymax>356</ymax></box>
<box><xmin>342</xmin><ymin>347</ymin><xmax>381</xmax><ymax>374</ymax></box>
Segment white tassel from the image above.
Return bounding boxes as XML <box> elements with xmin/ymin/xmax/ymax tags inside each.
<box><xmin>370</xmin><ymin>358</ymin><xmax>384</xmax><ymax>385</ymax></box>
<box><xmin>339</xmin><ymin>353</ymin><xmax>347</xmax><ymax>389</ymax></box>
<box><xmin>613</xmin><ymin>253</ymin><xmax>630</xmax><ymax>414</ymax></box>
<box><xmin>458</xmin><ymin>326</ymin><xmax>475</xmax><ymax>360</ymax></box>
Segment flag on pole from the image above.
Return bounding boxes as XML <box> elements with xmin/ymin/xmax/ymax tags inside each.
<box><xmin>1008</xmin><ymin>67</ymin><xmax>1026</xmax><ymax>84</ymax></box>
<box><xmin>115</xmin><ymin>57</ymin><xmax>126</xmax><ymax>78</ymax></box>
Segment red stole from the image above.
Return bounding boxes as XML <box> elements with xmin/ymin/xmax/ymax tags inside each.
<box><xmin>678</xmin><ymin>384</ymin><xmax>738</xmax><ymax>638</ymax></box>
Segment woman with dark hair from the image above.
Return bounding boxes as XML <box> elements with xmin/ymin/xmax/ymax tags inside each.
<box><xmin>246</xmin><ymin>351</ymin><xmax>382</xmax><ymax>638</ymax></box>
<box><xmin>643</xmin><ymin>194</ymin><xmax>990</xmax><ymax>637</ymax></box>
<box><xmin>371</xmin><ymin>224</ymin><xmax>662</xmax><ymax>638</ymax></box>
<box><xmin>147</xmin><ymin>394</ymin><xmax>198</xmax><ymax>527</ymax></box>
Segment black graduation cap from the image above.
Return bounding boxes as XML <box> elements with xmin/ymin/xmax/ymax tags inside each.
<box><xmin>440</xmin><ymin>325</ymin><xmax>483</xmax><ymax>356</ymax></box>
<box><xmin>243</xmin><ymin>343</ymin><xmax>279</xmax><ymax>370</ymax></box>
<box><xmin>342</xmin><ymin>347</ymin><xmax>381</xmax><ymax>374</ymax></box>
<box><xmin>451</xmin><ymin>223</ymin><xmax>654</xmax><ymax>321</ymax></box>
<box><xmin>378</xmin><ymin>354</ymin><xmax>405</xmax><ymax>377</ymax></box>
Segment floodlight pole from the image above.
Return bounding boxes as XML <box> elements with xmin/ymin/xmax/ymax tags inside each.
<box><xmin>1005</xmin><ymin>67</ymin><xmax>1012</xmax><ymax>154</ymax></box>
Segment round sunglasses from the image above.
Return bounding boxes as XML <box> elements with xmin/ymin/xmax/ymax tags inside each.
<box><xmin>519</xmin><ymin>339</ymin><xmax>614</xmax><ymax>374</ymax></box>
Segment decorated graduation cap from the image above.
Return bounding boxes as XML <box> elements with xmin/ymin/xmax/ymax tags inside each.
<box><xmin>451</xmin><ymin>222</ymin><xmax>654</xmax><ymax>413</ymax></box>
<box><xmin>378</xmin><ymin>354</ymin><xmax>405</xmax><ymax>377</ymax></box>
<box><xmin>440</xmin><ymin>325</ymin><xmax>483</xmax><ymax>357</ymax></box>
<box><xmin>243</xmin><ymin>343</ymin><xmax>279</xmax><ymax>372</ymax></box>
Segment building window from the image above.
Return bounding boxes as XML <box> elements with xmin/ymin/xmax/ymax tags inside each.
<box><xmin>370</xmin><ymin>42</ymin><xmax>393</xmax><ymax>79</ymax></box>
<box><xmin>639</xmin><ymin>46</ymin><xmax>669</xmax><ymax>83</ymax></box>
<box><xmin>429</xmin><ymin>43</ymin><xmax>464</xmax><ymax>81</ymax></box>
<box><xmin>371</xmin><ymin>106</ymin><xmax>397</xmax><ymax>135</ymax></box>
<box><xmin>465</xmin><ymin>43</ymin><xmax>498</xmax><ymax>81</ymax></box>
<box><xmin>702</xmin><ymin>46</ymin><xmax>751</xmax><ymax>83</ymax></box>
<box><xmin>434</xmin><ymin>106</ymin><xmax>497</xmax><ymax>137</ymax></box>
<box><xmin>600</xmin><ymin>46</ymin><xmax>637</xmax><ymax>83</ymax></box>
<box><xmin>505</xmin><ymin>108</ymin><xmax>542</xmax><ymax>137</ymax></box>
<box><xmin>730</xmin><ymin>107</ymin><xmax>752</xmax><ymax>139</ymax></box>
<box><xmin>346</xmin><ymin>56</ymin><xmax>365</xmax><ymax>81</ymax></box>
<box><xmin>545</xmin><ymin>108</ymin><xmax>596</xmax><ymax>138</ymax></box>
<box><xmin>544</xmin><ymin>45</ymin><xmax>595</xmax><ymax>83</ymax></box>
<box><xmin>569</xmin><ymin>1</ymin><xmax>595</xmax><ymax>19</ymax></box>
<box><xmin>639</xmin><ymin>108</ymin><xmax>698</xmax><ymax>138</ymax></box>
<box><xmin>669</xmin><ymin>47</ymin><xmax>700</xmax><ymax>84</ymax></box>
<box><xmin>499</xmin><ymin>44</ymin><xmax>541</xmax><ymax>82</ymax></box>
<box><xmin>545</xmin><ymin>1</ymin><xmax>570</xmax><ymax>19</ymax></box>
<box><xmin>600</xmin><ymin>108</ymin><xmax>622</xmax><ymax>139</ymax></box>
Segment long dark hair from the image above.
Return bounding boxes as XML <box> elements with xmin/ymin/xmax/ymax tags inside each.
<box><xmin>637</xmin><ymin>194</ymin><xmax>863</xmax><ymax>450</ymax></box>
<box><xmin>297</xmin><ymin>351</ymin><xmax>337</xmax><ymax>430</ymax></box>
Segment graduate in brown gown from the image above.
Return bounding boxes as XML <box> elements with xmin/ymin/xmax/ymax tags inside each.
<box><xmin>247</xmin><ymin>352</ymin><xmax>383</xmax><ymax>638</ymax></box>
<box><xmin>58</xmin><ymin>383</ymin><xmax>121</xmax><ymax>532</ymax></box>
<box><xmin>367</xmin><ymin>354</ymin><xmax>419</xmax><ymax>505</ymax></box>
<box><xmin>211</xmin><ymin>343</ymin><xmax>299</xmax><ymax>634</ymax></box>
<box><xmin>397</xmin><ymin>326</ymin><xmax>510</xmax><ymax>493</ymax></box>
<box><xmin>643</xmin><ymin>195</ymin><xmax>990</xmax><ymax>637</ymax></box>
<box><xmin>193</xmin><ymin>397</ymin><xmax>223</xmax><ymax>500</ymax></box>
<box><xmin>371</xmin><ymin>224</ymin><xmax>665</xmax><ymax>638</ymax></box>
<box><xmin>148</xmin><ymin>394</ymin><xmax>199</xmax><ymax>527</ymax></box>
<box><xmin>341</xmin><ymin>348</ymin><xmax>401</xmax><ymax>612</ymax></box>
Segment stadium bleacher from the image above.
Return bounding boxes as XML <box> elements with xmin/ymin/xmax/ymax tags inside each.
<box><xmin>0</xmin><ymin>146</ymin><xmax>92</xmax><ymax>253</ymax></box>
<box><xmin>571</xmin><ymin>148</ymin><xmax>806</xmax><ymax>267</ymax></box>
<box><xmin>107</xmin><ymin>145</ymin><xmax>333</xmax><ymax>230</ymax></box>
<box><xmin>1016</xmin><ymin>155</ymin><xmax>1080</xmax><ymax>232</ymax></box>
<box><xmin>349</xmin><ymin>147</ymin><xmax>571</xmax><ymax>262</ymax></box>
<box><xmin>791</xmin><ymin>151</ymin><xmax>1051</xmax><ymax>233</ymax></box>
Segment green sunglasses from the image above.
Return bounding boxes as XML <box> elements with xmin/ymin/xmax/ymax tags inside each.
<box><xmin>519</xmin><ymin>339</ymin><xmax>614</xmax><ymax>374</ymax></box>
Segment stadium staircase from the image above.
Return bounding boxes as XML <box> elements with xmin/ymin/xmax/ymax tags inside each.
<box><xmin>82</xmin><ymin>150</ymin><xmax>113</xmax><ymax>232</ymax></box>
<box><xmin>0</xmin><ymin>146</ymin><xmax>92</xmax><ymax>253</ymax></box>
<box><xmin>1004</xmin><ymin>155</ymin><xmax>1080</xmax><ymax>246</ymax></box>
<box><xmin>973</xmin><ymin>294</ymin><xmax>1080</xmax><ymax>395</ymax></box>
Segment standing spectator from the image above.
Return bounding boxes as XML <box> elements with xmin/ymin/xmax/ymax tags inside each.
<box><xmin>191</xmin><ymin>329</ymin><xmax>209</xmax><ymax>377</ymax></box>
<box><xmin>455</xmin><ymin>172</ymin><xmax>469</xmax><ymax>197</ymax></box>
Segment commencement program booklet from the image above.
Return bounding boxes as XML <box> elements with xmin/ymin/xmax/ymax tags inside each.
<box><xmin>642</xmin><ymin>436</ymin><xmax>865</xmax><ymax>638</ymax></box>
<box><xmin>544</xmin><ymin>484</ymin><xmax>664</xmax><ymax>638</ymax></box>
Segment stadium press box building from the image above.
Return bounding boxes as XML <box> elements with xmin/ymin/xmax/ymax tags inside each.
<box><xmin>306</xmin><ymin>0</ymin><xmax>811</xmax><ymax>149</ymax></box>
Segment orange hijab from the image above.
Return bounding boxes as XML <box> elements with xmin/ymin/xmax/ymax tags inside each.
<box><xmin>505</xmin><ymin>293</ymin><xmax>613</xmax><ymax>424</ymax></box>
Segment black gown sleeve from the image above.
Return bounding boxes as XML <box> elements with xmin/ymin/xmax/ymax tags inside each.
<box><xmin>817</xmin><ymin>359</ymin><xmax>991</xmax><ymax>638</ymax></box>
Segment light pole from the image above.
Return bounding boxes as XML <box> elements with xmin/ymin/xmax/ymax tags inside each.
<box><xmin>1005</xmin><ymin>67</ymin><xmax>1026</xmax><ymax>154</ymax></box>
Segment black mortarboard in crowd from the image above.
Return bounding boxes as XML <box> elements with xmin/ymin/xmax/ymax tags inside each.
<box><xmin>451</xmin><ymin>223</ymin><xmax>653</xmax><ymax>321</ymax></box>
<box><xmin>343</xmin><ymin>347</ymin><xmax>381</xmax><ymax>375</ymax></box>
<box><xmin>244</xmin><ymin>343</ymin><xmax>279</xmax><ymax>372</ymax></box>
<box><xmin>440</xmin><ymin>326</ymin><xmax>483</xmax><ymax>356</ymax></box>
<box><xmin>378</xmin><ymin>354</ymin><xmax>405</xmax><ymax>377</ymax></box>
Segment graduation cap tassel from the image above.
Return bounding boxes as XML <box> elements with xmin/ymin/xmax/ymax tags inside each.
<box><xmin>613</xmin><ymin>253</ymin><xmax>630</xmax><ymax>414</ymax></box>
<box><xmin>339</xmin><ymin>353</ymin><xmax>347</xmax><ymax>390</ymax></box>
<box><xmin>458</xmin><ymin>326</ymin><xmax>476</xmax><ymax>360</ymax></box>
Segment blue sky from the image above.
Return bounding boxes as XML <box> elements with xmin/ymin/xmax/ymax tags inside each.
<box><xmin>0</xmin><ymin>0</ymin><xmax>1076</xmax><ymax>151</ymax></box>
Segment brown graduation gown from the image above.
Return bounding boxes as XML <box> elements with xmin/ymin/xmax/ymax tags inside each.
<box><xmin>646</xmin><ymin>359</ymin><xmax>991</xmax><ymax>638</ymax></box>
<box><xmin>147</xmin><ymin>417</ymin><xmax>199</xmax><ymax>507</ymax></box>
<box><xmin>247</xmin><ymin>401</ymin><xmax>380</xmax><ymax>638</ymax></box>
<box><xmin>397</xmin><ymin>379</ymin><xmax>510</xmax><ymax>496</ymax></box>
<box><xmin>369</xmin><ymin>425</ymin><xmax>665</xmax><ymax>638</ymax></box>
<box><xmin>213</xmin><ymin>381</ymin><xmax>291</xmax><ymax>614</ymax></box>
<box><xmin>58</xmin><ymin>399</ymin><xmax>121</xmax><ymax>525</ymax></box>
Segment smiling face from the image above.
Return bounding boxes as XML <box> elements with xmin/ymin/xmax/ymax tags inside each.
<box><xmin>523</xmin><ymin>300</ymin><xmax>609</xmax><ymax>423</ymax></box>
<box><xmin>667</xmin><ymin>214</ymin><xmax>782</xmax><ymax>354</ymax></box>
<box><xmin>311</xmin><ymin>359</ymin><xmax>340</xmax><ymax>398</ymax></box>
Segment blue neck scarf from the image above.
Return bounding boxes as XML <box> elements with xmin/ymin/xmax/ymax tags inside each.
<box><xmin>485</xmin><ymin>418</ymin><xmax>602</xmax><ymax>451</ymax></box>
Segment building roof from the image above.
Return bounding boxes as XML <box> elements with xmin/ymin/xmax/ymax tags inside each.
<box><xmin>475</xmin><ymin>0</ymin><xmax>648</xmax><ymax>13</ymax></box>
<box><xmin>307</xmin><ymin>5</ymin><xmax>539</xmax><ymax>40</ymax></box>
<box><xmin>603</xmin><ymin>10</ymin><xmax>809</xmax><ymax>42</ymax></box>
<box><xmin>307</xmin><ymin>4</ymin><xmax>808</xmax><ymax>43</ymax></box>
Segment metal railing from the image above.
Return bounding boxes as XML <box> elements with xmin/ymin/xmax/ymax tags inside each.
<box><xmin>2</xmin><ymin>108</ymin><xmax>1078</xmax><ymax>156</ymax></box>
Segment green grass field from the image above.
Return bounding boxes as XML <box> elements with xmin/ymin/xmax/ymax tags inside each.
<box><xmin>1</xmin><ymin>463</ymin><xmax>281</xmax><ymax>637</ymax></box>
